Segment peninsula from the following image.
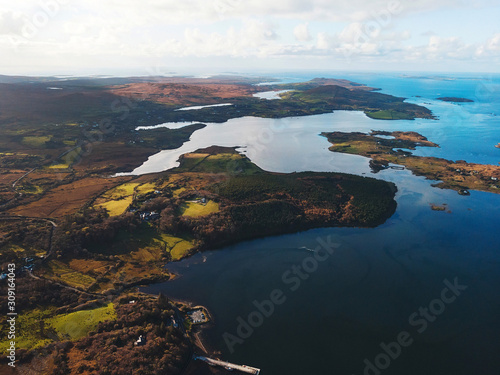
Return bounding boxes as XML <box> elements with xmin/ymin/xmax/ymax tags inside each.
<box><xmin>322</xmin><ymin>130</ymin><xmax>500</xmax><ymax>194</ymax></box>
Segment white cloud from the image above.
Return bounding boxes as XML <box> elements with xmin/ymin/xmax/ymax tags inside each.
<box><xmin>0</xmin><ymin>10</ymin><xmax>26</xmax><ymax>35</ymax></box>
<box><xmin>294</xmin><ymin>22</ymin><xmax>312</xmax><ymax>42</ymax></box>
<box><xmin>484</xmin><ymin>33</ymin><xmax>500</xmax><ymax>52</ymax></box>
<box><xmin>316</xmin><ymin>32</ymin><xmax>335</xmax><ymax>50</ymax></box>
<box><xmin>1</xmin><ymin>0</ymin><xmax>499</xmax><ymax>73</ymax></box>
<box><xmin>475</xmin><ymin>33</ymin><xmax>500</xmax><ymax>57</ymax></box>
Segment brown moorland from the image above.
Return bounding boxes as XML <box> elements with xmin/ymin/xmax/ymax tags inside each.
<box><xmin>9</xmin><ymin>176</ymin><xmax>132</xmax><ymax>218</ymax></box>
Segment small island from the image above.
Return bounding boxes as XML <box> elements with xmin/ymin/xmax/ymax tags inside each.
<box><xmin>430</xmin><ymin>204</ymin><xmax>450</xmax><ymax>212</ymax></box>
<box><xmin>322</xmin><ymin>130</ymin><xmax>500</xmax><ymax>194</ymax></box>
<box><xmin>495</xmin><ymin>143</ymin><xmax>500</xmax><ymax>149</ymax></box>
<box><xmin>436</xmin><ymin>97</ymin><xmax>474</xmax><ymax>103</ymax></box>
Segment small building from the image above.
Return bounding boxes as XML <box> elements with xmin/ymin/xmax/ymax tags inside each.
<box><xmin>134</xmin><ymin>335</ymin><xmax>146</xmax><ymax>346</ymax></box>
<box><xmin>187</xmin><ymin>308</ymin><xmax>209</xmax><ymax>324</ymax></box>
<box><xmin>139</xmin><ymin>211</ymin><xmax>160</xmax><ymax>221</ymax></box>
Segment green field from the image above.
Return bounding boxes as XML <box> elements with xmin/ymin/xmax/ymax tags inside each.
<box><xmin>98</xmin><ymin>196</ymin><xmax>134</xmax><ymax>216</ymax></box>
<box><xmin>181</xmin><ymin>200</ymin><xmax>219</xmax><ymax>217</ymax></box>
<box><xmin>96</xmin><ymin>182</ymin><xmax>140</xmax><ymax>216</ymax></box>
<box><xmin>22</xmin><ymin>136</ymin><xmax>52</xmax><ymax>147</ymax></box>
<box><xmin>365</xmin><ymin>110</ymin><xmax>413</xmax><ymax>120</ymax></box>
<box><xmin>177</xmin><ymin>150</ymin><xmax>262</xmax><ymax>175</ymax></box>
<box><xmin>0</xmin><ymin>303</ymin><xmax>116</xmax><ymax>351</ymax></box>
<box><xmin>47</xmin><ymin>303</ymin><xmax>116</xmax><ymax>340</ymax></box>
<box><xmin>104</xmin><ymin>183</ymin><xmax>140</xmax><ymax>199</ymax></box>
<box><xmin>136</xmin><ymin>182</ymin><xmax>157</xmax><ymax>195</ymax></box>
<box><xmin>48</xmin><ymin>163</ymin><xmax>70</xmax><ymax>169</ymax></box>
<box><xmin>160</xmin><ymin>234</ymin><xmax>195</xmax><ymax>260</ymax></box>
<box><xmin>0</xmin><ymin>308</ymin><xmax>54</xmax><ymax>351</ymax></box>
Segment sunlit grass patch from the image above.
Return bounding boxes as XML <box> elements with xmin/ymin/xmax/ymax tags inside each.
<box><xmin>170</xmin><ymin>239</ymin><xmax>194</xmax><ymax>260</ymax></box>
<box><xmin>47</xmin><ymin>303</ymin><xmax>116</xmax><ymax>341</ymax></box>
<box><xmin>158</xmin><ymin>233</ymin><xmax>195</xmax><ymax>261</ymax></box>
<box><xmin>96</xmin><ymin>182</ymin><xmax>140</xmax><ymax>216</ymax></box>
<box><xmin>183</xmin><ymin>153</ymin><xmax>210</xmax><ymax>159</ymax></box>
<box><xmin>48</xmin><ymin>163</ymin><xmax>71</xmax><ymax>169</ymax></box>
<box><xmin>98</xmin><ymin>196</ymin><xmax>134</xmax><ymax>216</ymax></box>
<box><xmin>136</xmin><ymin>182</ymin><xmax>157</xmax><ymax>195</ymax></box>
<box><xmin>208</xmin><ymin>153</ymin><xmax>241</xmax><ymax>160</ymax></box>
<box><xmin>173</xmin><ymin>187</ymin><xmax>187</xmax><ymax>197</ymax></box>
<box><xmin>103</xmin><ymin>182</ymin><xmax>140</xmax><ymax>200</ymax></box>
<box><xmin>181</xmin><ymin>200</ymin><xmax>219</xmax><ymax>218</ymax></box>
<box><xmin>0</xmin><ymin>307</ymin><xmax>56</xmax><ymax>351</ymax></box>
<box><xmin>22</xmin><ymin>136</ymin><xmax>52</xmax><ymax>147</ymax></box>
<box><xmin>19</xmin><ymin>184</ymin><xmax>44</xmax><ymax>194</ymax></box>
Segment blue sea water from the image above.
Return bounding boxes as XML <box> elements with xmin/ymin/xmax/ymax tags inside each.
<box><xmin>143</xmin><ymin>72</ymin><xmax>500</xmax><ymax>375</ymax></box>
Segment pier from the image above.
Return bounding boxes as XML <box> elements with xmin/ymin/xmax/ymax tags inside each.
<box><xmin>195</xmin><ymin>356</ymin><xmax>260</xmax><ymax>374</ymax></box>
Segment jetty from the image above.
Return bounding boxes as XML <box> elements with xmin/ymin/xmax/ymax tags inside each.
<box><xmin>195</xmin><ymin>356</ymin><xmax>260</xmax><ymax>374</ymax></box>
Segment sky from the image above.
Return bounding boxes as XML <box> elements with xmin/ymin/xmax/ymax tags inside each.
<box><xmin>1</xmin><ymin>0</ymin><xmax>499</xmax><ymax>76</ymax></box>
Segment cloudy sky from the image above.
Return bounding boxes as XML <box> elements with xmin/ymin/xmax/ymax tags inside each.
<box><xmin>1</xmin><ymin>0</ymin><xmax>499</xmax><ymax>76</ymax></box>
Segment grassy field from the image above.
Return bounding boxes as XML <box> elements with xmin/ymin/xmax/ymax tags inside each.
<box><xmin>159</xmin><ymin>234</ymin><xmax>195</xmax><ymax>260</ymax></box>
<box><xmin>95</xmin><ymin>182</ymin><xmax>140</xmax><ymax>216</ymax></box>
<box><xmin>365</xmin><ymin>110</ymin><xmax>414</xmax><ymax>120</ymax></box>
<box><xmin>102</xmin><ymin>182</ymin><xmax>140</xmax><ymax>199</ymax></box>
<box><xmin>181</xmin><ymin>200</ymin><xmax>219</xmax><ymax>217</ymax></box>
<box><xmin>173</xmin><ymin>187</ymin><xmax>187</xmax><ymax>197</ymax></box>
<box><xmin>44</xmin><ymin>260</ymin><xmax>97</xmax><ymax>289</ymax></box>
<box><xmin>47</xmin><ymin>303</ymin><xmax>116</xmax><ymax>341</ymax></box>
<box><xmin>0</xmin><ymin>303</ymin><xmax>116</xmax><ymax>351</ymax></box>
<box><xmin>98</xmin><ymin>196</ymin><xmax>134</xmax><ymax>216</ymax></box>
<box><xmin>48</xmin><ymin>163</ymin><xmax>71</xmax><ymax>169</ymax></box>
<box><xmin>22</xmin><ymin>136</ymin><xmax>52</xmax><ymax>147</ymax></box>
<box><xmin>136</xmin><ymin>182</ymin><xmax>157</xmax><ymax>195</ymax></box>
<box><xmin>177</xmin><ymin>148</ymin><xmax>262</xmax><ymax>175</ymax></box>
<box><xmin>0</xmin><ymin>307</ymin><xmax>55</xmax><ymax>351</ymax></box>
<box><xmin>128</xmin><ymin>231</ymin><xmax>195</xmax><ymax>262</ymax></box>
